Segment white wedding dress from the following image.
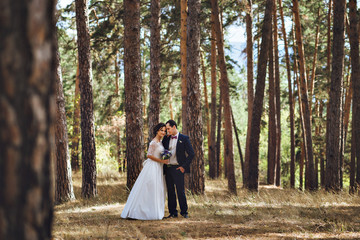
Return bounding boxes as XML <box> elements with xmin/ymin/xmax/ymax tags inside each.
<box><xmin>121</xmin><ymin>140</ymin><xmax>166</xmax><ymax>220</ymax></box>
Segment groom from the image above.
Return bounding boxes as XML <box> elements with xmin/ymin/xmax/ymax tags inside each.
<box><xmin>162</xmin><ymin>120</ymin><xmax>194</xmax><ymax>219</ymax></box>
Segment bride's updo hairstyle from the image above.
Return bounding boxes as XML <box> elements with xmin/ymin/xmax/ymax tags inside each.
<box><xmin>153</xmin><ymin>122</ymin><xmax>166</xmax><ymax>136</ymax></box>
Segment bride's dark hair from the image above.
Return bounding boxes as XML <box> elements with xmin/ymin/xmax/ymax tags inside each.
<box><xmin>153</xmin><ymin>122</ymin><xmax>166</xmax><ymax>136</ymax></box>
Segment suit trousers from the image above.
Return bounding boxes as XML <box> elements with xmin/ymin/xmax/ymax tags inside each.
<box><xmin>165</xmin><ymin>166</ymin><xmax>188</xmax><ymax>216</ymax></box>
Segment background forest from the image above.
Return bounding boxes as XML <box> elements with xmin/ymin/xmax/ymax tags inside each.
<box><xmin>57</xmin><ymin>0</ymin><xmax>357</xmax><ymax>192</ymax></box>
<box><xmin>1</xmin><ymin>0</ymin><xmax>360</xmax><ymax>239</ymax></box>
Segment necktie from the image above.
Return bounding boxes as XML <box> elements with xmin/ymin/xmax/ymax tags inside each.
<box><xmin>171</xmin><ymin>136</ymin><xmax>177</xmax><ymax>139</ymax></box>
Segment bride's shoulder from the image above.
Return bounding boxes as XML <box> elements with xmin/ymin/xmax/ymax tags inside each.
<box><xmin>149</xmin><ymin>139</ymin><xmax>160</xmax><ymax>145</ymax></box>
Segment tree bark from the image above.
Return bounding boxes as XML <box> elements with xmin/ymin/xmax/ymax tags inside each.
<box><xmin>244</xmin><ymin>0</ymin><xmax>254</xmax><ymax>187</ymax></box>
<box><xmin>268</xmin><ymin>27</ymin><xmax>276</xmax><ymax>185</ymax></box>
<box><xmin>232</xmin><ymin>108</ymin><xmax>244</xmax><ymax>181</ymax></box>
<box><xmin>114</xmin><ymin>56</ymin><xmax>123</xmax><ymax>172</ymax></box>
<box><xmin>325</xmin><ymin>0</ymin><xmax>345</xmax><ymax>191</ymax></box>
<box><xmin>273</xmin><ymin>0</ymin><xmax>281</xmax><ymax>187</ymax></box>
<box><xmin>201</xmin><ymin>52</ymin><xmax>211</xmax><ymax>167</ymax></box>
<box><xmin>124</xmin><ymin>0</ymin><xmax>144</xmax><ymax>190</ymax></box>
<box><xmin>187</xmin><ymin>0</ymin><xmax>204</xmax><ymax>194</ymax></box>
<box><xmin>76</xmin><ymin>0</ymin><xmax>97</xmax><ymax>198</ymax></box>
<box><xmin>309</xmin><ymin>8</ymin><xmax>321</xmax><ymax>114</ymax></box>
<box><xmin>148</xmin><ymin>0</ymin><xmax>161</xmax><ymax>141</ymax></box>
<box><xmin>211</xmin><ymin>0</ymin><xmax>237</xmax><ymax>194</ymax></box>
<box><xmin>55</xmin><ymin>28</ymin><xmax>75</xmax><ymax>204</ymax></box>
<box><xmin>71</xmin><ymin>64</ymin><xmax>81</xmax><ymax>172</ymax></box>
<box><xmin>216</xmin><ymin>87</ymin><xmax>223</xmax><ymax>178</ymax></box>
<box><xmin>246</xmin><ymin>0</ymin><xmax>273</xmax><ymax>191</ymax></box>
<box><xmin>209</xmin><ymin>10</ymin><xmax>218</xmax><ymax>179</ymax></box>
<box><xmin>293</xmin><ymin>0</ymin><xmax>317</xmax><ymax>190</ymax></box>
<box><xmin>181</xmin><ymin>0</ymin><xmax>188</xmax><ymax>134</ymax></box>
<box><xmin>278</xmin><ymin>0</ymin><xmax>295</xmax><ymax>188</ymax></box>
<box><xmin>349</xmin><ymin>0</ymin><xmax>360</xmax><ymax>192</ymax></box>
<box><xmin>0</xmin><ymin>0</ymin><xmax>56</xmax><ymax>238</ymax></box>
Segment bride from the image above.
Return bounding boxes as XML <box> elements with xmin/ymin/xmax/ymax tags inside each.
<box><xmin>121</xmin><ymin>123</ymin><xmax>169</xmax><ymax>220</ymax></box>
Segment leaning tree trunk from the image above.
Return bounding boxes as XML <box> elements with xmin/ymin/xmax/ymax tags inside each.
<box><xmin>247</xmin><ymin>0</ymin><xmax>273</xmax><ymax>191</ymax></box>
<box><xmin>0</xmin><ymin>0</ymin><xmax>56</xmax><ymax>238</ymax></box>
<box><xmin>71</xmin><ymin>64</ymin><xmax>81</xmax><ymax>172</ymax></box>
<box><xmin>325</xmin><ymin>0</ymin><xmax>345</xmax><ymax>191</ymax></box>
<box><xmin>75</xmin><ymin>0</ymin><xmax>97</xmax><ymax>198</ymax></box>
<box><xmin>209</xmin><ymin>9</ymin><xmax>218</xmax><ymax>179</ymax></box>
<box><xmin>349</xmin><ymin>0</ymin><xmax>360</xmax><ymax>192</ymax></box>
<box><xmin>124</xmin><ymin>0</ymin><xmax>144</xmax><ymax>190</ymax></box>
<box><xmin>187</xmin><ymin>0</ymin><xmax>204</xmax><ymax>194</ymax></box>
<box><xmin>211</xmin><ymin>0</ymin><xmax>237</xmax><ymax>194</ymax></box>
<box><xmin>55</xmin><ymin>29</ymin><xmax>75</xmax><ymax>204</ymax></box>
<box><xmin>148</xmin><ymin>0</ymin><xmax>161</xmax><ymax>141</ymax></box>
<box><xmin>293</xmin><ymin>0</ymin><xmax>316</xmax><ymax>190</ymax></box>
<box><xmin>181</xmin><ymin>0</ymin><xmax>188</xmax><ymax>134</ymax></box>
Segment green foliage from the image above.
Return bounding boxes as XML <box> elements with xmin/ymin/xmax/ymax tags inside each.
<box><xmin>57</xmin><ymin>0</ymin><xmax>354</xmax><ymax>188</ymax></box>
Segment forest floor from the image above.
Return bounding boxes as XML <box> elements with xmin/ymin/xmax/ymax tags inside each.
<box><xmin>53</xmin><ymin>172</ymin><xmax>360</xmax><ymax>240</ymax></box>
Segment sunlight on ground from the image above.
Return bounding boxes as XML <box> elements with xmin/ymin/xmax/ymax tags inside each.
<box><xmin>53</xmin><ymin>172</ymin><xmax>360</xmax><ymax>239</ymax></box>
<box><xmin>57</xmin><ymin>203</ymin><xmax>124</xmax><ymax>214</ymax></box>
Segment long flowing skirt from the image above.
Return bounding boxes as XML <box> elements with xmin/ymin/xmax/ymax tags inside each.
<box><xmin>121</xmin><ymin>159</ymin><xmax>166</xmax><ymax>220</ymax></box>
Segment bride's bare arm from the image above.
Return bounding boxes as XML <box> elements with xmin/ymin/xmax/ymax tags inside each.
<box><xmin>147</xmin><ymin>154</ymin><xmax>169</xmax><ymax>164</ymax></box>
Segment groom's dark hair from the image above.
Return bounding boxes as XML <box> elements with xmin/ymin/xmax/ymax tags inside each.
<box><xmin>166</xmin><ymin>119</ymin><xmax>177</xmax><ymax>128</ymax></box>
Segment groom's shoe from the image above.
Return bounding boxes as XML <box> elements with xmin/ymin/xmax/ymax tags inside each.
<box><xmin>181</xmin><ymin>213</ymin><xmax>189</xmax><ymax>219</ymax></box>
<box><xmin>165</xmin><ymin>214</ymin><xmax>178</xmax><ymax>219</ymax></box>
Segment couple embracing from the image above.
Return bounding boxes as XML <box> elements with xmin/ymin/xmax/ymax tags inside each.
<box><xmin>121</xmin><ymin>120</ymin><xmax>195</xmax><ymax>220</ymax></box>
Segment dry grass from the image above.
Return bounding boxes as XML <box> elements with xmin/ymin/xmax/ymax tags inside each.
<box><xmin>53</xmin><ymin>172</ymin><xmax>360</xmax><ymax>239</ymax></box>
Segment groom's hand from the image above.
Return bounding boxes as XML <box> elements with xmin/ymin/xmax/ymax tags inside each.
<box><xmin>176</xmin><ymin>166</ymin><xmax>185</xmax><ymax>173</ymax></box>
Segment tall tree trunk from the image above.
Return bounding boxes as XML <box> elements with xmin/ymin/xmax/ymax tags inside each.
<box><xmin>71</xmin><ymin>64</ymin><xmax>81</xmax><ymax>172</ymax></box>
<box><xmin>319</xmin><ymin>101</ymin><xmax>326</xmax><ymax>187</ymax></box>
<box><xmin>246</xmin><ymin>0</ymin><xmax>273</xmax><ymax>191</ymax></box>
<box><xmin>293</xmin><ymin>0</ymin><xmax>316</xmax><ymax>190</ymax></box>
<box><xmin>148</xmin><ymin>0</ymin><xmax>161</xmax><ymax>141</ymax></box>
<box><xmin>124</xmin><ymin>0</ymin><xmax>144</xmax><ymax>190</ymax></box>
<box><xmin>181</xmin><ymin>0</ymin><xmax>188</xmax><ymax>134</ymax></box>
<box><xmin>279</xmin><ymin>0</ymin><xmax>295</xmax><ymax>188</ymax></box>
<box><xmin>232</xmin><ymin>108</ymin><xmax>244</xmax><ymax>181</ymax></box>
<box><xmin>300</xmin><ymin>141</ymin><xmax>305</xmax><ymax>190</ymax></box>
<box><xmin>187</xmin><ymin>0</ymin><xmax>204</xmax><ymax>194</ymax></box>
<box><xmin>309</xmin><ymin>8</ymin><xmax>321</xmax><ymax>114</ymax></box>
<box><xmin>209</xmin><ymin>11</ymin><xmax>218</xmax><ymax>179</ymax></box>
<box><xmin>244</xmin><ymin>0</ymin><xmax>254</xmax><ymax>187</ymax></box>
<box><xmin>0</xmin><ymin>0</ymin><xmax>56</xmax><ymax>238</ymax></box>
<box><xmin>201</xmin><ymin>52</ymin><xmax>211</xmax><ymax>166</ymax></box>
<box><xmin>349</xmin><ymin>0</ymin><xmax>360</xmax><ymax>192</ymax></box>
<box><xmin>273</xmin><ymin>0</ymin><xmax>281</xmax><ymax>187</ymax></box>
<box><xmin>268</xmin><ymin>27</ymin><xmax>276</xmax><ymax>185</ymax></box>
<box><xmin>216</xmin><ymin>88</ymin><xmax>223</xmax><ymax>178</ymax></box>
<box><xmin>292</xmin><ymin>26</ymin><xmax>307</xmax><ymax>190</ymax></box>
<box><xmin>75</xmin><ymin>0</ymin><xmax>97</xmax><ymax>198</ymax></box>
<box><xmin>325</xmin><ymin>0</ymin><xmax>345</xmax><ymax>191</ymax></box>
<box><xmin>55</xmin><ymin>29</ymin><xmax>75</xmax><ymax>204</ymax></box>
<box><xmin>325</xmin><ymin>0</ymin><xmax>333</xmax><ymax>187</ymax></box>
<box><xmin>211</xmin><ymin>0</ymin><xmax>237</xmax><ymax>194</ymax></box>
<box><xmin>114</xmin><ymin>55</ymin><xmax>123</xmax><ymax>172</ymax></box>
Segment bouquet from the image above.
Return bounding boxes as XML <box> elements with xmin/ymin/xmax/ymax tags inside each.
<box><xmin>161</xmin><ymin>149</ymin><xmax>172</xmax><ymax>160</ymax></box>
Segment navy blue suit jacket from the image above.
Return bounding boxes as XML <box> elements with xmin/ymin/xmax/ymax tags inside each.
<box><xmin>162</xmin><ymin>133</ymin><xmax>195</xmax><ymax>173</ymax></box>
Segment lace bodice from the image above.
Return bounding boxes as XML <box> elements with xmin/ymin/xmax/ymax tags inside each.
<box><xmin>147</xmin><ymin>140</ymin><xmax>165</xmax><ymax>159</ymax></box>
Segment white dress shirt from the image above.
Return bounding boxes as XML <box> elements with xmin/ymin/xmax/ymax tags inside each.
<box><xmin>169</xmin><ymin>132</ymin><xmax>179</xmax><ymax>165</ymax></box>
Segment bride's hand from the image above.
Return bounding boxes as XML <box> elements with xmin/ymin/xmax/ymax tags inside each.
<box><xmin>163</xmin><ymin>159</ymin><xmax>169</xmax><ymax>164</ymax></box>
